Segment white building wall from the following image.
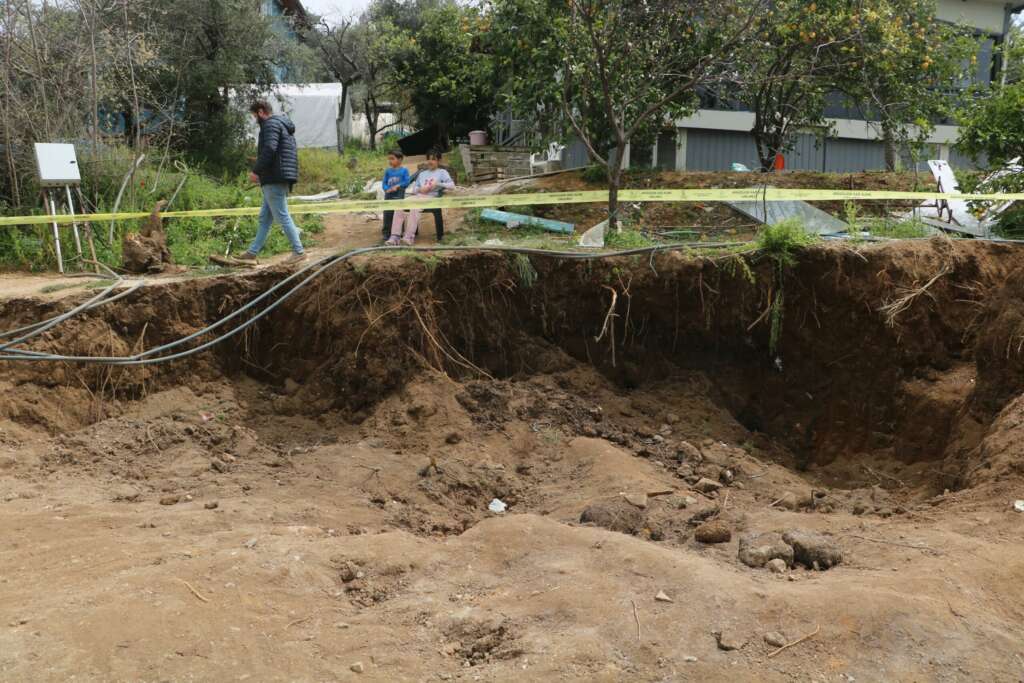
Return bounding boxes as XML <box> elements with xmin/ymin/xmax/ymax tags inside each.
<box><xmin>936</xmin><ymin>0</ymin><xmax>1006</xmax><ymax>34</ymax></box>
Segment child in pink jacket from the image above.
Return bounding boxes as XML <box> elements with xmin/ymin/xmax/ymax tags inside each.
<box><xmin>387</xmin><ymin>152</ymin><xmax>456</xmax><ymax>246</ymax></box>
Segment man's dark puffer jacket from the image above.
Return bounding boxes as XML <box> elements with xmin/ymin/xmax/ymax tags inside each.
<box><xmin>253</xmin><ymin>115</ymin><xmax>299</xmax><ymax>187</ymax></box>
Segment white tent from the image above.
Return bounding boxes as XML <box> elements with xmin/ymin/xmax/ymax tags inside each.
<box><xmin>245</xmin><ymin>83</ymin><xmax>351</xmax><ymax>149</ymax></box>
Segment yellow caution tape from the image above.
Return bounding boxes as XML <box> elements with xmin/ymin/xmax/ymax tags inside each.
<box><xmin>1</xmin><ymin>188</ymin><xmax>1020</xmax><ymax>227</ymax></box>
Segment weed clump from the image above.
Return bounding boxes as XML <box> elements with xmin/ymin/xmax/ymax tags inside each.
<box><xmin>754</xmin><ymin>219</ymin><xmax>816</xmax><ymax>268</ymax></box>
<box><xmin>753</xmin><ymin>219</ymin><xmax>815</xmax><ymax>357</ymax></box>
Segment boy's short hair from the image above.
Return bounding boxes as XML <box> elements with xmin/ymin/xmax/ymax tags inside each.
<box><xmin>249</xmin><ymin>100</ymin><xmax>272</xmax><ymax>115</ymax></box>
<box><xmin>388</xmin><ymin>149</ymin><xmax>404</xmax><ymax>160</ymax></box>
<box><xmin>426</xmin><ymin>151</ymin><xmax>444</xmax><ymax>161</ymax></box>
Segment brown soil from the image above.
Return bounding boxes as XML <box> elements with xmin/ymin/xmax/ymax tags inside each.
<box><xmin>3</xmin><ymin>238</ymin><xmax>1024</xmax><ymax>681</ymax></box>
<box><xmin>526</xmin><ymin>169</ymin><xmax>928</xmax><ymax>236</ymax></box>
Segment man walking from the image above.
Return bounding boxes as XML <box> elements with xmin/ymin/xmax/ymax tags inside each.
<box><xmin>238</xmin><ymin>100</ymin><xmax>305</xmax><ymax>264</ymax></box>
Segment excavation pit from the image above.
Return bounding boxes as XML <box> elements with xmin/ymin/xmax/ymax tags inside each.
<box><xmin>2</xmin><ymin>239</ymin><xmax>1024</xmax><ymax>680</ymax></box>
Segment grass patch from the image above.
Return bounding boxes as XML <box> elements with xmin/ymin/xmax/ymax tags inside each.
<box><xmin>294</xmin><ymin>145</ymin><xmax>388</xmax><ymax>196</ymax></box>
<box><xmin>605</xmin><ymin>227</ymin><xmax>658</xmax><ymax>250</ymax></box>
<box><xmin>39</xmin><ymin>281</ymin><xmax>90</xmax><ymax>294</ymax></box>
<box><xmin>862</xmin><ymin>218</ymin><xmax>929</xmax><ymax>239</ymax></box>
<box><xmin>446</xmin><ymin>209</ymin><xmax>575</xmax><ymax>250</ymax></box>
<box><xmin>0</xmin><ymin>145</ymin><xmax>335</xmax><ymax>271</ymax></box>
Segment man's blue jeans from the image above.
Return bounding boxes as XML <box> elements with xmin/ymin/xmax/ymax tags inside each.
<box><xmin>247</xmin><ymin>183</ymin><xmax>304</xmax><ymax>255</ymax></box>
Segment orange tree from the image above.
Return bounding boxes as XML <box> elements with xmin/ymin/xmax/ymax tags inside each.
<box><xmin>739</xmin><ymin>0</ymin><xmax>974</xmax><ymax>172</ymax></box>
<box><xmin>738</xmin><ymin>0</ymin><xmax>862</xmax><ymax>171</ymax></box>
<box><xmin>840</xmin><ymin>0</ymin><xmax>976</xmax><ymax>170</ymax></box>
<box><xmin>486</xmin><ymin>0</ymin><xmax>766</xmax><ymax>230</ymax></box>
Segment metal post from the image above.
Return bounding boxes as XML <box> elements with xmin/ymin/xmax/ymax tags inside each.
<box><xmin>45</xmin><ymin>190</ymin><xmax>64</xmax><ymax>274</ymax></box>
<box><xmin>64</xmin><ymin>184</ymin><xmax>84</xmax><ymax>260</ymax></box>
<box><xmin>74</xmin><ymin>185</ymin><xmax>101</xmax><ymax>273</ymax></box>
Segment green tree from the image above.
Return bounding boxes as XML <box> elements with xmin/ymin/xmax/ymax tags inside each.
<box><xmin>841</xmin><ymin>0</ymin><xmax>975</xmax><ymax>170</ymax></box>
<box><xmin>957</xmin><ymin>80</ymin><xmax>1024</xmax><ymax>165</ymax></box>
<box><xmin>488</xmin><ymin>0</ymin><xmax>765</xmax><ymax>229</ymax></box>
<box><xmin>738</xmin><ymin>0</ymin><xmax>858</xmax><ymax>171</ymax></box>
<box><xmin>387</xmin><ymin>3</ymin><xmax>499</xmax><ymax>144</ymax></box>
<box><xmin>351</xmin><ymin>19</ymin><xmax>410</xmax><ymax>150</ymax></box>
<box><xmin>303</xmin><ymin>15</ymin><xmax>363</xmax><ymax>150</ymax></box>
<box><xmin>738</xmin><ymin>0</ymin><xmax>974</xmax><ymax>172</ymax></box>
<box><xmin>131</xmin><ymin>0</ymin><xmax>286</xmax><ymax>170</ymax></box>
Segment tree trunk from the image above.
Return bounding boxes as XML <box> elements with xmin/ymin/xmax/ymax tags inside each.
<box><xmin>88</xmin><ymin>9</ymin><xmax>100</xmax><ymax>153</ymax></box>
<box><xmin>2</xmin><ymin>0</ymin><xmax>20</xmax><ymax>206</ymax></box>
<box><xmin>122</xmin><ymin>0</ymin><xmax>141</xmax><ymax>152</ymax></box>
<box><xmin>338</xmin><ymin>81</ymin><xmax>351</xmax><ymax>153</ymax></box>
<box><xmin>753</xmin><ymin>130</ymin><xmax>780</xmax><ymax>172</ymax></box>
<box><xmin>364</xmin><ymin>99</ymin><xmax>378</xmax><ymax>151</ymax></box>
<box><xmin>608</xmin><ymin>139</ymin><xmax>627</xmax><ymax>232</ymax></box>
<box><xmin>883</xmin><ymin>125</ymin><xmax>897</xmax><ymax>172</ymax></box>
<box><xmin>608</xmin><ymin>173</ymin><xmax>621</xmax><ymax>233</ymax></box>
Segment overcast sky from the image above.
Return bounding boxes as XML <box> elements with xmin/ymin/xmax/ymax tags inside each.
<box><xmin>301</xmin><ymin>0</ymin><xmax>372</xmax><ymax>22</ymax></box>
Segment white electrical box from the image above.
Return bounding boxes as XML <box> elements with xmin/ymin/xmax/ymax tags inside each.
<box><xmin>34</xmin><ymin>143</ymin><xmax>81</xmax><ymax>186</ymax></box>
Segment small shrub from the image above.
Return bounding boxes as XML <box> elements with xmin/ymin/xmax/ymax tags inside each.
<box><xmin>754</xmin><ymin>219</ymin><xmax>816</xmax><ymax>268</ymax></box>
<box><xmin>580</xmin><ymin>165</ymin><xmax>607</xmax><ymax>184</ymax></box>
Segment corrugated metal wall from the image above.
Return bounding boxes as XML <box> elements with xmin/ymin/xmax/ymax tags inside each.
<box><xmin>559</xmin><ymin>131</ymin><xmax>980</xmax><ymax>174</ymax></box>
<box><xmin>823</xmin><ymin>138</ymin><xmax>886</xmax><ymax>172</ymax></box>
<box><xmin>682</xmin><ymin>129</ymin><xmax>951</xmax><ymax>173</ymax></box>
<box><xmin>562</xmin><ymin>138</ymin><xmax>592</xmax><ymax>169</ymax></box>
<box><xmin>684</xmin><ymin>130</ymin><xmax>760</xmax><ymax>171</ymax></box>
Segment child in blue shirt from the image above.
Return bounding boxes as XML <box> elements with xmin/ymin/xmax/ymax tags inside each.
<box><xmin>381</xmin><ymin>150</ymin><xmax>410</xmax><ymax>241</ymax></box>
<box><xmin>387</xmin><ymin>152</ymin><xmax>455</xmax><ymax>246</ymax></box>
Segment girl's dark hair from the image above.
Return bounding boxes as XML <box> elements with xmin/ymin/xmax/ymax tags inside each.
<box><xmin>388</xmin><ymin>149</ymin><xmax>404</xmax><ymax>159</ymax></box>
<box><xmin>426</xmin><ymin>151</ymin><xmax>443</xmax><ymax>161</ymax></box>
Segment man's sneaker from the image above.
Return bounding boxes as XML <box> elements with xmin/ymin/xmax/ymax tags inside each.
<box><xmin>283</xmin><ymin>252</ymin><xmax>307</xmax><ymax>265</ymax></box>
<box><xmin>235</xmin><ymin>251</ymin><xmax>257</xmax><ymax>262</ymax></box>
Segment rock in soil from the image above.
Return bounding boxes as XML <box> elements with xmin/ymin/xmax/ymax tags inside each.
<box><xmin>778</xmin><ymin>490</ymin><xmax>815</xmax><ymax>511</ymax></box>
<box><xmin>204</xmin><ymin>501</ymin><xmax>219</xmax><ymax>510</ymax></box>
<box><xmin>623</xmin><ymin>492</ymin><xmax>648</xmax><ymax>509</ymax></box>
<box><xmin>783</xmin><ymin>529</ymin><xmax>843</xmax><ymax>569</ymax></box>
<box><xmin>159</xmin><ymin>495</ymin><xmax>180</xmax><ymax>506</ymax></box>
<box><xmin>777</xmin><ymin>492</ymin><xmax>799</xmax><ymax>510</ymax></box>
<box><xmin>767</xmin><ymin>558</ymin><xmax>789</xmax><ymax>574</ymax></box>
<box><xmin>694</xmin><ymin>520</ymin><xmax>731</xmax><ymax>544</ymax></box>
<box><xmin>714</xmin><ymin>630</ymin><xmax>746</xmax><ymax>651</ymax></box>
<box><xmin>350</xmin><ymin>662</ymin><xmax>365</xmax><ymax>673</ymax></box>
<box><xmin>111</xmin><ymin>487</ymin><xmax>141</xmax><ymax>503</ymax></box>
<box><xmin>338</xmin><ymin>562</ymin><xmax>358</xmax><ymax>582</ymax></box>
<box><xmin>693</xmin><ymin>478</ymin><xmax>723</xmax><ymax>494</ymax></box>
<box><xmin>738</xmin><ymin>532</ymin><xmax>795</xmax><ymax>569</ymax></box>
<box><xmin>764</xmin><ymin>631</ymin><xmax>788</xmax><ymax>648</ymax></box>
<box><xmin>675</xmin><ymin>440</ymin><xmax>700</xmax><ymax>462</ymax></box>
<box><xmin>579</xmin><ymin>498</ymin><xmax>646</xmax><ymax>535</ymax></box>
<box><xmin>655</xmin><ymin>591</ymin><xmax>673</xmax><ymax>603</ymax></box>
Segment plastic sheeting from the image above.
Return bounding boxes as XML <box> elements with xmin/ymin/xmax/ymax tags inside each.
<box><xmin>244</xmin><ymin>83</ymin><xmax>348</xmax><ymax>149</ymax></box>
<box><xmin>726</xmin><ymin>188</ymin><xmax>848</xmax><ymax>236</ymax></box>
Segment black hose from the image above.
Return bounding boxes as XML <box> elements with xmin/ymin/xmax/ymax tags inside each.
<box><xmin>0</xmin><ymin>242</ymin><xmax>743</xmax><ymax>365</ymax></box>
